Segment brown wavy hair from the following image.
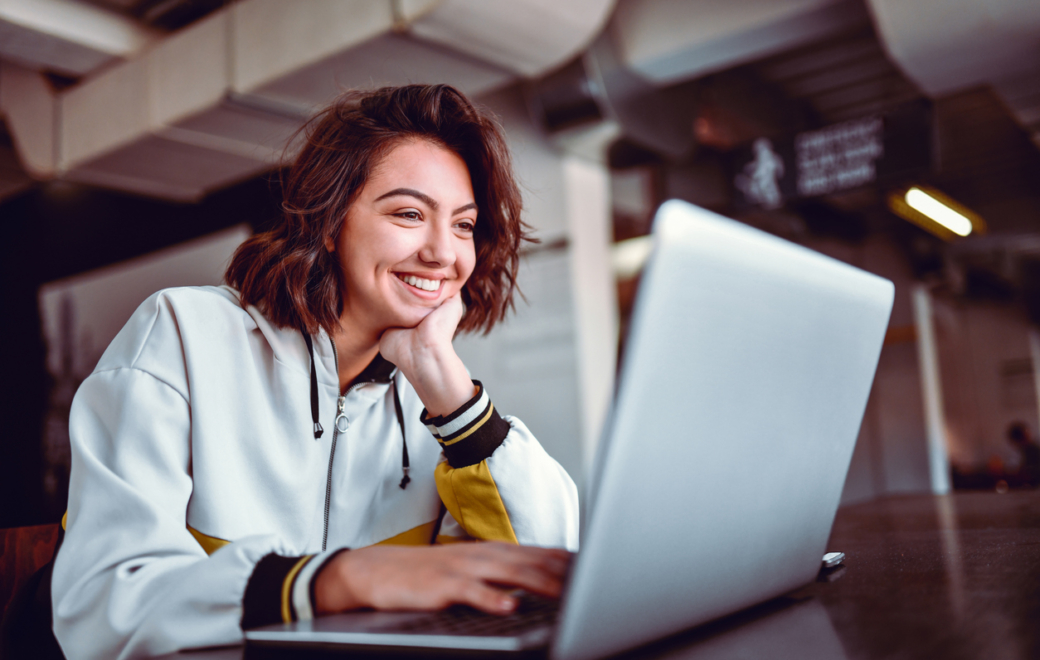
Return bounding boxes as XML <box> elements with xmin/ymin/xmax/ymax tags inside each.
<box><xmin>225</xmin><ymin>84</ymin><xmax>531</xmax><ymax>336</ymax></box>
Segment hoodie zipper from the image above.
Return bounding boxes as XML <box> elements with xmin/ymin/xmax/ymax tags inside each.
<box><xmin>322</xmin><ymin>338</ymin><xmax>371</xmax><ymax>551</ymax></box>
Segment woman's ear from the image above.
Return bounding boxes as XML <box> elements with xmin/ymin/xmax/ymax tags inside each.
<box><xmin>324</xmin><ymin>236</ymin><xmax>335</xmax><ymax>253</ymax></box>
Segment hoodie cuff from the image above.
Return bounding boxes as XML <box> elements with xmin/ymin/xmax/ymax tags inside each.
<box><xmin>420</xmin><ymin>381</ymin><xmax>510</xmax><ymax>468</ymax></box>
<box><xmin>241</xmin><ymin>549</ymin><xmax>351</xmax><ymax>630</ymax></box>
<box><xmin>241</xmin><ymin>553</ymin><xmax>310</xmax><ymax>629</ymax></box>
<box><xmin>293</xmin><ymin>549</ymin><xmax>348</xmax><ymax>621</ymax></box>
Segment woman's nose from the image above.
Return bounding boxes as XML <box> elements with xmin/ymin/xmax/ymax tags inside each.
<box><xmin>418</xmin><ymin>221</ymin><xmax>456</xmax><ymax>267</ymax></box>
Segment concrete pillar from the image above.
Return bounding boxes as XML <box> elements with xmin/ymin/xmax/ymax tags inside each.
<box><xmin>912</xmin><ymin>284</ymin><xmax>951</xmax><ymax>494</ymax></box>
<box><xmin>552</xmin><ymin>120</ymin><xmax>620</xmax><ymax>479</ymax></box>
<box><xmin>562</xmin><ymin>155</ymin><xmax>618</xmax><ymax>477</ymax></box>
<box><xmin>1029</xmin><ymin>330</ymin><xmax>1040</xmax><ymax>431</ymax></box>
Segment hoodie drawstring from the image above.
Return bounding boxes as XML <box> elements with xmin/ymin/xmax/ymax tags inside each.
<box><xmin>303</xmin><ymin>332</ymin><xmax>323</xmax><ymax>439</ymax></box>
<box><xmin>391</xmin><ymin>378</ymin><xmax>411</xmax><ymax>489</ymax></box>
<box><xmin>304</xmin><ymin>331</ymin><xmax>410</xmax><ymax>489</ymax></box>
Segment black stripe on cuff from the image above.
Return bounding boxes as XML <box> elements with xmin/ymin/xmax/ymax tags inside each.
<box><xmin>433</xmin><ymin>399</ymin><xmax>492</xmax><ymax>446</ymax></box>
<box><xmin>241</xmin><ymin>553</ymin><xmax>306</xmax><ymax>630</ymax></box>
<box><xmin>439</xmin><ymin>406</ymin><xmax>511</xmax><ymax>469</ymax></box>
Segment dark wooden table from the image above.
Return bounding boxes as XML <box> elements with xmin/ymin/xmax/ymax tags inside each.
<box><xmin>173</xmin><ymin>491</ymin><xmax>1040</xmax><ymax>660</ymax></box>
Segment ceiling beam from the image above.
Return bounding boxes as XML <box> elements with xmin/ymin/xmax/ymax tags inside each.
<box><xmin>0</xmin><ymin>0</ymin><xmax>157</xmax><ymax>77</ymax></box>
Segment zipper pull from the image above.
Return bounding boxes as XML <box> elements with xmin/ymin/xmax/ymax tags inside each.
<box><xmin>335</xmin><ymin>395</ymin><xmax>349</xmax><ymax>433</ymax></box>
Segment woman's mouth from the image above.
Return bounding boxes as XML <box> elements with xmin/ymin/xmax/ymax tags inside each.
<box><xmin>395</xmin><ymin>273</ymin><xmax>443</xmax><ymax>293</ymax></box>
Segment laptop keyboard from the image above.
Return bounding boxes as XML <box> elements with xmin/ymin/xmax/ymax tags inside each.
<box><xmin>373</xmin><ymin>593</ymin><xmax>559</xmax><ymax>638</ymax></box>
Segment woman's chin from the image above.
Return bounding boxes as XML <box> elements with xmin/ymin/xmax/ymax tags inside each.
<box><xmin>385</xmin><ymin>306</ymin><xmax>434</xmax><ymax>330</ymax></box>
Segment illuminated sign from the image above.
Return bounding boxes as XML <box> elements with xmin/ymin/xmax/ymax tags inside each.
<box><xmin>730</xmin><ymin>102</ymin><xmax>930</xmax><ymax>210</ymax></box>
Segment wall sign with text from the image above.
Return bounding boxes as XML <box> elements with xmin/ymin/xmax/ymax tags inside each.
<box><xmin>730</xmin><ymin>102</ymin><xmax>931</xmax><ymax>211</ymax></box>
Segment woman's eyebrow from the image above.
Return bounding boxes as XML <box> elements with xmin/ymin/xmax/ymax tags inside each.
<box><xmin>374</xmin><ymin>188</ymin><xmax>439</xmax><ymax>209</ymax></box>
<box><xmin>374</xmin><ymin>188</ymin><xmax>476</xmax><ymax>215</ymax></box>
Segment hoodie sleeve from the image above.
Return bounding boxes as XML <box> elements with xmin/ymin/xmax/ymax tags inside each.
<box><xmin>423</xmin><ymin>382</ymin><xmax>579</xmax><ymax>551</ymax></box>
<box><xmin>51</xmin><ymin>366</ymin><xmax>307</xmax><ymax>659</ymax></box>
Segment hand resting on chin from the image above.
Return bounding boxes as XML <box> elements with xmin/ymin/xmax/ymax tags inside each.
<box><xmin>378</xmin><ymin>294</ymin><xmax>476</xmax><ymax>417</ymax></box>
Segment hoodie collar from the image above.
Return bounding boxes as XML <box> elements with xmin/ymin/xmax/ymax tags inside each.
<box><xmin>349</xmin><ymin>351</ymin><xmax>397</xmax><ymax>386</ymax></box>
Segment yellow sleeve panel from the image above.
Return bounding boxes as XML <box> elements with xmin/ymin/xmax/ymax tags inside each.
<box><xmin>374</xmin><ymin>520</ymin><xmax>438</xmax><ymax>546</ymax></box>
<box><xmin>435</xmin><ymin>534</ymin><xmax>474</xmax><ymax>544</ymax></box>
<box><xmin>188</xmin><ymin>525</ymin><xmax>230</xmax><ymax>555</ymax></box>
<box><xmin>434</xmin><ymin>460</ymin><xmax>519</xmax><ymax>544</ymax></box>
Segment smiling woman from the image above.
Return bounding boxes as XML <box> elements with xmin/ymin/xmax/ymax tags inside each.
<box><xmin>229</xmin><ymin>85</ymin><xmax>525</xmax><ymax>338</ymax></box>
<box><xmin>50</xmin><ymin>85</ymin><xmax>580</xmax><ymax>659</ymax></box>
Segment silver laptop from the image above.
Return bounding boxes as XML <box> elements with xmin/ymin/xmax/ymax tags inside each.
<box><xmin>246</xmin><ymin>199</ymin><xmax>894</xmax><ymax>660</ymax></box>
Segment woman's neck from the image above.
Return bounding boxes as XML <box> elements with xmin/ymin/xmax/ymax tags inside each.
<box><xmin>329</xmin><ymin>321</ymin><xmax>381</xmax><ymax>393</ymax></box>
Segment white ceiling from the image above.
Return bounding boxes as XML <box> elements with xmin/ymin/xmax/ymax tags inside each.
<box><xmin>1</xmin><ymin>0</ymin><xmax>1039</xmax><ymax>204</ymax></box>
<box><xmin>0</xmin><ymin>0</ymin><xmax>155</xmax><ymax>76</ymax></box>
<box><xmin>0</xmin><ymin>0</ymin><xmax>614</xmax><ymax>201</ymax></box>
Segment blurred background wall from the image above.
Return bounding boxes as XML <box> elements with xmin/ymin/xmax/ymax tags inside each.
<box><xmin>2</xmin><ymin>0</ymin><xmax>1040</xmax><ymax>526</ymax></box>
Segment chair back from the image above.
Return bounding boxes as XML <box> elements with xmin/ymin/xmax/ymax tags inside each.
<box><xmin>1</xmin><ymin>524</ymin><xmax>60</xmax><ymax>628</ymax></box>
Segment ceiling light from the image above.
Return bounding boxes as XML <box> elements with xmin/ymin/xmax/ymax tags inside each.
<box><xmin>886</xmin><ymin>185</ymin><xmax>985</xmax><ymax>241</ymax></box>
<box><xmin>904</xmin><ymin>188</ymin><xmax>972</xmax><ymax>237</ymax></box>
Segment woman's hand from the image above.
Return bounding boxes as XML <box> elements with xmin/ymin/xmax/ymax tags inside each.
<box><xmin>379</xmin><ymin>295</ymin><xmax>475</xmax><ymax>416</ymax></box>
<box><xmin>313</xmin><ymin>543</ymin><xmax>572</xmax><ymax>615</ymax></box>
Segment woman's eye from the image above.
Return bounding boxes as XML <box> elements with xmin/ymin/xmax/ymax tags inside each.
<box><xmin>396</xmin><ymin>211</ymin><xmax>422</xmax><ymax>221</ymax></box>
<box><xmin>455</xmin><ymin>220</ymin><xmax>475</xmax><ymax>232</ymax></box>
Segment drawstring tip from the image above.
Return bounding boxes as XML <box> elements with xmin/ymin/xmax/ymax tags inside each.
<box><xmin>313</xmin><ymin>422</ymin><xmax>324</xmax><ymax>439</ymax></box>
<box><xmin>399</xmin><ymin>468</ymin><xmax>411</xmax><ymax>490</ymax></box>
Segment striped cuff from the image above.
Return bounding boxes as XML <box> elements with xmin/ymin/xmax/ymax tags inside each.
<box><xmin>421</xmin><ymin>381</ymin><xmax>510</xmax><ymax>468</ymax></box>
<box><xmin>242</xmin><ymin>549</ymin><xmax>350</xmax><ymax>629</ymax></box>
<box><xmin>292</xmin><ymin>549</ymin><xmax>347</xmax><ymax>621</ymax></box>
<box><xmin>241</xmin><ymin>553</ymin><xmax>313</xmax><ymax>629</ymax></box>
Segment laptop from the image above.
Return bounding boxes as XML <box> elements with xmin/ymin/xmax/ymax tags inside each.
<box><xmin>245</xmin><ymin>199</ymin><xmax>894</xmax><ymax>660</ymax></box>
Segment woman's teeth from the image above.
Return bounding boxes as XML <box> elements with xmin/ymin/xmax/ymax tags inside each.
<box><xmin>399</xmin><ymin>274</ymin><xmax>441</xmax><ymax>292</ymax></box>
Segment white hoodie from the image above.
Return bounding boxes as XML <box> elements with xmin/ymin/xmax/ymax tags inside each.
<box><xmin>52</xmin><ymin>285</ymin><xmax>579</xmax><ymax>659</ymax></box>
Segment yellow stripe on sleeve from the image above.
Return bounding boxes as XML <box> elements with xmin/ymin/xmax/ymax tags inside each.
<box><xmin>187</xmin><ymin>525</ymin><xmax>231</xmax><ymax>555</ymax></box>
<box><xmin>435</xmin><ymin>534</ymin><xmax>474</xmax><ymax>544</ymax></box>
<box><xmin>281</xmin><ymin>556</ymin><xmax>313</xmax><ymax>623</ymax></box>
<box><xmin>374</xmin><ymin>520</ymin><xmax>439</xmax><ymax>546</ymax></box>
<box><xmin>440</xmin><ymin>404</ymin><xmax>495</xmax><ymax>447</ymax></box>
<box><xmin>434</xmin><ymin>460</ymin><xmax>518</xmax><ymax>544</ymax></box>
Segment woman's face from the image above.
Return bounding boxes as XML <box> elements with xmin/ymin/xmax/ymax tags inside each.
<box><xmin>334</xmin><ymin>139</ymin><xmax>478</xmax><ymax>335</ymax></box>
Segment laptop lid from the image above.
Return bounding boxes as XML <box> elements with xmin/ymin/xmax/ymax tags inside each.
<box><xmin>551</xmin><ymin>200</ymin><xmax>893</xmax><ymax>660</ymax></box>
<box><xmin>245</xmin><ymin>200</ymin><xmax>893</xmax><ymax>658</ymax></box>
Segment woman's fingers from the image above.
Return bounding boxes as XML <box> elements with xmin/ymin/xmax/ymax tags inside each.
<box><xmin>314</xmin><ymin>543</ymin><xmax>573</xmax><ymax>616</ymax></box>
<box><xmin>469</xmin><ymin>543</ymin><xmax>573</xmax><ymax>579</ymax></box>
<box><xmin>448</xmin><ymin>544</ymin><xmax>572</xmax><ymax>604</ymax></box>
<box><xmin>458</xmin><ymin>547</ymin><xmax>568</xmax><ymax>597</ymax></box>
<box><xmin>411</xmin><ymin>294</ymin><xmax>465</xmax><ymax>344</ymax></box>
<box><xmin>455</xmin><ymin>579</ymin><xmax>518</xmax><ymax>614</ymax></box>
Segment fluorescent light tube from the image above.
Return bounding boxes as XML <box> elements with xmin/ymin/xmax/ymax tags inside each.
<box><xmin>905</xmin><ymin>188</ymin><xmax>973</xmax><ymax>237</ymax></box>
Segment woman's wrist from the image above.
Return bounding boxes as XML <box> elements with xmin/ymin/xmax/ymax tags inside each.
<box><xmin>314</xmin><ymin>551</ymin><xmax>363</xmax><ymax>615</ymax></box>
<box><xmin>401</xmin><ymin>343</ymin><xmax>475</xmax><ymax>417</ymax></box>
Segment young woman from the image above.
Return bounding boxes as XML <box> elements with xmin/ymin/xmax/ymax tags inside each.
<box><xmin>52</xmin><ymin>85</ymin><xmax>579</xmax><ymax>659</ymax></box>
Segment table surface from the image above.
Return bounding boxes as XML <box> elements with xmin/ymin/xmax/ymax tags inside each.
<box><xmin>171</xmin><ymin>491</ymin><xmax>1040</xmax><ymax>660</ymax></box>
